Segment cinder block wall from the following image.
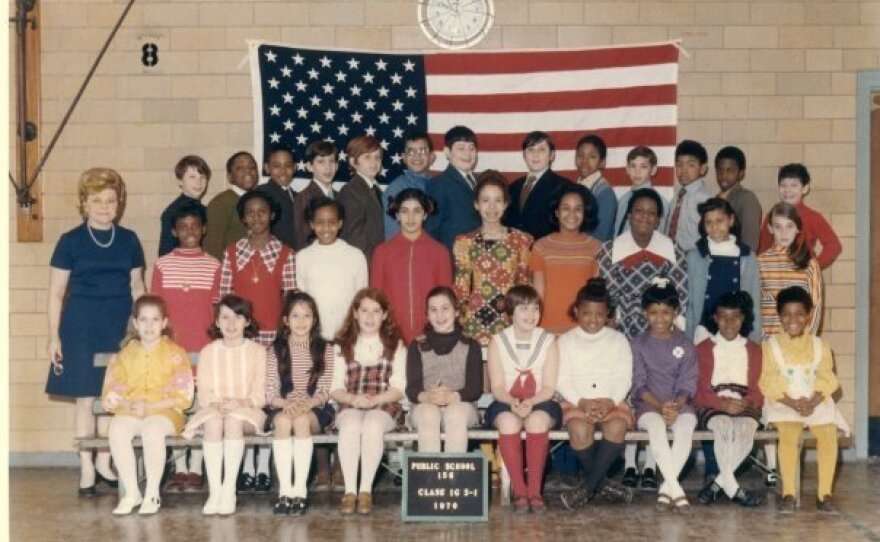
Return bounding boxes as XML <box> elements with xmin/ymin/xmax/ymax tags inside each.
<box><xmin>9</xmin><ymin>0</ymin><xmax>878</xmax><ymax>457</ymax></box>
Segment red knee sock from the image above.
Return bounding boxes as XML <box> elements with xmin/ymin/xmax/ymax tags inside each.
<box><xmin>525</xmin><ymin>432</ymin><xmax>549</xmax><ymax>499</ymax></box>
<box><xmin>497</xmin><ymin>433</ymin><xmax>526</xmax><ymax>498</ymax></box>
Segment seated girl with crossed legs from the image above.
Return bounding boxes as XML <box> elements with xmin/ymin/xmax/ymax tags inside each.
<box><xmin>631</xmin><ymin>278</ymin><xmax>699</xmax><ymax>513</ymax></box>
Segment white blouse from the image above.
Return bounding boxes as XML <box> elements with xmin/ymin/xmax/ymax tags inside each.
<box><xmin>492</xmin><ymin>327</ymin><xmax>555</xmax><ymax>392</ymax></box>
<box><xmin>709</xmin><ymin>334</ymin><xmax>749</xmax><ymax>388</ymax></box>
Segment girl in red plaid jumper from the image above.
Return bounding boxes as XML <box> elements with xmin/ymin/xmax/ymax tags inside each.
<box><xmin>330</xmin><ymin>288</ymin><xmax>407</xmax><ymax>515</ymax></box>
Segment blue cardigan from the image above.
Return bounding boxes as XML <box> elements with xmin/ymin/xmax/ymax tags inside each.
<box><xmin>685</xmin><ymin>238</ymin><xmax>763</xmax><ymax>343</ymax></box>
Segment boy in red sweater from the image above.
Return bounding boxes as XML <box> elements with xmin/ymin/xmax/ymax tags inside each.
<box><xmin>757</xmin><ymin>164</ymin><xmax>841</xmax><ymax>269</ymax></box>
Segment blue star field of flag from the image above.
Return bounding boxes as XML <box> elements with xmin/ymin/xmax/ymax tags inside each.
<box><xmin>257</xmin><ymin>45</ymin><xmax>429</xmax><ymax>183</ymax></box>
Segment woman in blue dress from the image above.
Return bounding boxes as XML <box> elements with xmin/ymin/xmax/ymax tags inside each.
<box><xmin>46</xmin><ymin>168</ymin><xmax>146</xmax><ymax>496</ymax></box>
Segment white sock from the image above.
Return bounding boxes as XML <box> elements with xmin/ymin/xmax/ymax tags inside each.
<box><xmin>203</xmin><ymin>441</ymin><xmax>224</xmax><ymax>502</ymax></box>
<box><xmin>174</xmin><ymin>449</ymin><xmax>188</xmax><ymax>473</ymax></box>
<box><xmin>95</xmin><ymin>450</ymin><xmax>117</xmax><ymax>480</ymax></box>
<box><xmin>257</xmin><ymin>445</ymin><xmax>271</xmax><ymax>476</ymax></box>
<box><xmin>242</xmin><ymin>446</ymin><xmax>255</xmax><ymax>476</ymax></box>
<box><xmin>292</xmin><ymin>437</ymin><xmax>314</xmax><ymax>499</ymax></box>
<box><xmin>272</xmin><ymin>439</ymin><xmax>293</xmax><ymax>498</ymax></box>
<box><xmin>644</xmin><ymin>447</ymin><xmax>657</xmax><ymax>470</ymax></box>
<box><xmin>190</xmin><ymin>449</ymin><xmax>204</xmax><ymax>475</ymax></box>
<box><xmin>764</xmin><ymin>444</ymin><xmax>777</xmax><ymax>470</ymax></box>
<box><xmin>624</xmin><ymin>444</ymin><xmax>637</xmax><ymax>470</ymax></box>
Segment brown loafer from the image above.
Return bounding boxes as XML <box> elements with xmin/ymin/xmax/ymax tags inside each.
<box><xmin>340</xmin><ymin>493</ymin><xmax>357</xmax><ymax>515</ymax></box>
<box><xmin>778</xmin><ymin>494</ymin><xmax>796</xmax><ymax>514</ymax></box>
<box><xmin>357</xmin><ymin>492</ymin><xmax>373</xmax><ymax>514</ymax></box>
<box><xmin>312</xmin><ymin>471</ymin><xmax>331</xmax><ymax>492</ymax></box>
<box><xmin>816</xmin><ymin>495</ymin><xmax>838</xmax><ymax>514</ymax></box>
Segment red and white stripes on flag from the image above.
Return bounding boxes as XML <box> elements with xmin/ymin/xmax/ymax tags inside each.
<box><xmin>424</xmin><ymin>41</ymin><xmax>679</xmax><ymax>191</ymax></box>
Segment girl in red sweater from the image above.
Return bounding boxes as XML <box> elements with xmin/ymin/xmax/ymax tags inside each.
<box><xmin>371</xmin><ymin>189</ymin><xmax>452</xmax><ymax>344</ymax></box>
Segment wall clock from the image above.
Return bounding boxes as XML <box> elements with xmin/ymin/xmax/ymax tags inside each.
<box><xmin>418</xmin><ymin>0</ymin><xmax>495</xmax><ymax>50</ymax></box>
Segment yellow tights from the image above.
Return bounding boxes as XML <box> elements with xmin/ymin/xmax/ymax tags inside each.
<box><xmin>775</xmin><ymin>422</ymin><xmax>837</xmax><ymax>499</ymax></box>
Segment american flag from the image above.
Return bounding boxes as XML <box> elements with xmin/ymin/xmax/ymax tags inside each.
<box><xmin>250</xmin><ymin>41</ymin><xmax>679</xmax><ymax>193</ymax></box>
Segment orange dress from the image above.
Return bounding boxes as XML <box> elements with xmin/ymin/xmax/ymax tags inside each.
<box><xmin>530</xmin><ymin>231</ymin><xmax>601</xmax><ymax>333</ymax></box>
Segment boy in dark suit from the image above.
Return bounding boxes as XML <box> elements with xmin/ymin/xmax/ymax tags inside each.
<box><xmin>292</xmin><ymin>141</ymin><xmax>339</xmax><ymax>250</ymax></box>
<box><xmin>426</xmin><ymin>125</ymin><xmax>482</xmax><ymax>251</ymax></box>
<box><xmin>503</xmin><ymin>131</ymin><xmax>568</xmax><ymax>240</ymax></box>
<box><xmin>254</xmin><ymin>145</ymin><xmax>297</xmax><ymax>248</ymax></box>
<box><xmin>338</xmin><ymin>135</ymin><xmax>386</xmax><ymax>261</ymax></box>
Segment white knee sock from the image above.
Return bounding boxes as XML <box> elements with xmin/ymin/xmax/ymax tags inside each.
<box><xmin>764</xmin><ymin>443</ymin><xmax>777</xmax><ymax>470</ymax></box>
<box><xmin>292</xmin><ymin>437</ymin><xmax>314</xmax><ymax>499</ymax></box>
<box><xmin>220</xmin><ymin>440</ymin><xmax>245</xmax><ymax>513</ymax></box>
<box><xmin>174</xmin><ymin>449</ymin><xmax>188</xmax><ymax>474</ymax></box>
<box><xmin>202</xmin><ymin>441</ymin><xmax>224</xmax><ymax>512</ymax></box>
<box><xmin>644</xmin><ymin>447</ymin><xmax>657</xmax><ymax>470</ymax></box>
<box><xmin>190</xmin><ymin>449</ymin><xmax>204</xmax><ymax>475</ymax></box>
<box><xmin>624</xmin><ymin>444</ymin><xmax>637</xmax><ymax>470</ymax></box>
<box><xmin>257</xmin><ymin>445</ymin><xmax>271</xmax><ymax>476</ymax></box>
<box><xmin>272</xmin><ymin>439</ymin><xmax>293</xmax><ymax>498</ymax></box>
<box><xmin>242</xmin><ymin>446</ymin><xmax>255</xmax><ymax>476</ymax></box>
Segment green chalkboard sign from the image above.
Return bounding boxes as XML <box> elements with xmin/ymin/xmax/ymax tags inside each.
<box><xmin>401</xmin><ymin>451</ymin><xmax>488</xmax><ymax>522</ymax></box>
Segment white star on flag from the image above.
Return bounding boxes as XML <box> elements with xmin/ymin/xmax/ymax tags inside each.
<box><xmin>375</xmin><ymin>58</ymin><xmax>387</xmax><ymax>71</ymax></box>
<box><xmin>310</xmin><ymin>121</ymin><xmax>322</xmax><ymax>133</ymax></box>
<box><xmin>347</xmin><ymin>58</ymin><xmax>359</xmax><ymax>70</ymax></box>
<box><xmin>265</xmin><ymin>50</ymin><xmax>277</xmax><ymax>63</ymax></box>
<box><xmin>283</xmin><ymin>119</ymin><xmax>294</xmax><ymax>131</ymax></box>
<box><xmin>319</xmin><ymin>56</ymin><xmax>332</xmax><ymax>68</ymax></box>
<box><xmin>390</xmin><ymin>73</ymin><xmax>403</xmax><ymax>85</ymax></box>
<box><xmin>280</xmin><ymin>66</ymin><xmax>292</xmax><ymax>78</ymax></box>
<box><xmin>403</xmin><ymin>59</ymin><xmax>415</xmax><ymax>71</ymax></box>
<box><xmin>268</xmin><ymin>78</ymin><xmax>280</xmax><ymax>89</ymax></box>
<box><xmin>269</xmin><ymin>104</ymin><xmax>281</xmax><ymax>116</ymax></box>
<box><xmin>292</xmin><ymin>53</ymin><xmax>304</xmax><ymax>65</ymax></box>
<box><xmin>269</xmin><ymin>132</ymin><xmax>280</xmax><ymax>142</ymax></box>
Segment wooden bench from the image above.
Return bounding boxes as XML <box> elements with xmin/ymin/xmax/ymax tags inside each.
<box><xmin>82</xmin><ymin>352</ymin><xmax>846</xmax><ymax>507</ymax></box>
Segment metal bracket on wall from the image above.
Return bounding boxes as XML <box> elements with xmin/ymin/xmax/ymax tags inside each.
<box><xmin>8</xmin><ymin>0</ymin><xmax>138</xmax><ymax>213</ymax></box>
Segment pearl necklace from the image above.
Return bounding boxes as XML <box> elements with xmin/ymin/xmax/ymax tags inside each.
<box><xmin>87</xmin><ymin>223</ymin><xmax>115</xmax><ymax>248</ymax></box>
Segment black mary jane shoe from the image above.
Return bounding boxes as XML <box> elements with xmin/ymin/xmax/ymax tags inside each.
<box><xmin>237</xmin><ymin>473</ymin><xmax>256</xmax><ymax>494</ymax></box>
<box><xmin>730</xmin><ymin>488</ymin><xmax>764</xmax><ymax>508</ymax></box>
<box><xmin>273</xmin><ymin>496</ymin><xmax>292</xmax><ymax>515</ymax></box>
<box><xmin>288</xmin><ymin>497</ymin><xmax>309</xmax><ymax>517</ymax></box>
<box><xmin>640</xmin><ymin>468</ymin><xmax>658</xmax><ymax>490</ymax></box>
<box><xmin>254</xmin><ymin>473</ymin><xmax>273</xmax><ymax>494</ymax></box>
<box><xmin>78</xmin><ymin>485</ymin><xmax>97</xmax><ymax>498</ymax></box>
<box><xmin>96</xmin><ymin>472</ymin><xmax>119</xmax><ymax>489</ymax></box>
<box><xmin>697</xmin><ymin>479</ymin><xmax>723</xmax><ymax>505</ymax></box>
<box><xmin>620</xmin><ymin>467</ymin><xmax>639</xmax><ymax>488</ymax></box>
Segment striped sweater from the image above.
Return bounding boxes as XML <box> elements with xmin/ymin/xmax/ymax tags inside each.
<box><xmin>756</xmin><ymin>245</ymin><xmax>823</xmax><ymax>338</ymax></box>
<box><xmin>150</xmin><ymin>248</ymin><xmax>221</xmax><ymax>353</ymax></box>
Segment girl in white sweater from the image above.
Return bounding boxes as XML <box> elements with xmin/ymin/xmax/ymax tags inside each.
<box><xmin>557</xmin><ymin>278</ymin><xmax>634</xmax><ymax>509</ymax></box>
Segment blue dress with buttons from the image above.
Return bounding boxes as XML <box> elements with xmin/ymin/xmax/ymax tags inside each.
<box><xmin>699</xmin><ymin>253</ymin><xmax>741</xmax><ymax>329</ymax></box>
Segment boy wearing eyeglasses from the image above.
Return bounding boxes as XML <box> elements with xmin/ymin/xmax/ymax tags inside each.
<box><xmin>383</xmin><ymin>130</ymin><xmax>436</xmax><ymax>239</ymax></box>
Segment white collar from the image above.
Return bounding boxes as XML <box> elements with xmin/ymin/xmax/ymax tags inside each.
<box><xmin>578</xmin><ymin>171</ymin><xmax>602</xmax><ymax>189</ymax></box>
<box><xmin>231</xmin><ymin>185</ymin><xmax>247</xmax><ymax>197</ymax></box>
<box><xmin>611</xmin><ymin>230</ymin><xmax>676</xmax><ymax>264</ymax></box>
<box><xmin>707</xmin><ymin>235</ymin><xmax>740</xmax><ymax>256</ymax></box>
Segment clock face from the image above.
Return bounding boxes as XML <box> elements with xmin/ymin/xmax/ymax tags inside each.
<box><xmin>418</xmin><ymin>0</ymin><xmax>495</xmax><ymax>50</ymax></box>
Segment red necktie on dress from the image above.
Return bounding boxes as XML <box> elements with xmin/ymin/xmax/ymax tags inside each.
<box><xmin>667</xmin><ymin>189</ymin><xmax>686</xmax><ymax>240</ymax></box>
<box><xmin>519</xmin><ymin>174</ymin><xmax>537</xmax><ymax>211</ymax></box>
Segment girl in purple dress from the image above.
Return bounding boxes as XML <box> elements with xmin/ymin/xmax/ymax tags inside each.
<box><xmin>631</xmin><ymin>278</ymin><xmax>698</xmax><ymax>512</ymax></box>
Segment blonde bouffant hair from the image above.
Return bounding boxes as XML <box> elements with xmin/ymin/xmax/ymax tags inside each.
<box><xmin>77</xmin><ymin>167</ymin><xmax>126</xmax><ymax>219</ymax></box>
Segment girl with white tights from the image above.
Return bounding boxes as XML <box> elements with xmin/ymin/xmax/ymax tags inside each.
<box><xmin>102</xmin><ymin>295</ymin><xmax>194</xmax><ymax>515</ymax></box>
<box><xmin>182</xmin><ymin>295</ymin><xmax>267</xmax><ymax>516</ymax></box>
<box><xmin>330</xmin><ymin>288</ymin><xmax>407</xmax><ymax>515</ymax></box>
